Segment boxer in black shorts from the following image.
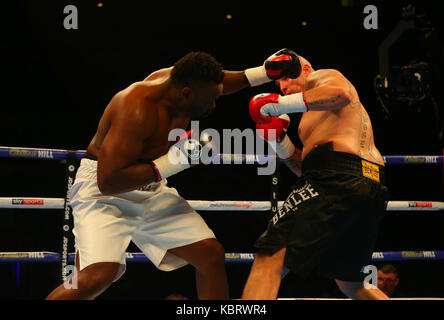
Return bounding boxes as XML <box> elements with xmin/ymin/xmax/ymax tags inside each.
<box><xmin>255</xmin><ymin>142</ymin><xmax>389</xmax><ymax>282</ymax></box>
<box><xmin>243</xmin><ymin>49</ymin><xmax>390</xmax><ymax>299</ymax></box>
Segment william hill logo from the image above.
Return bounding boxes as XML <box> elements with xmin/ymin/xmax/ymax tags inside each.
<box><xmin>402</xmin><ymin>251</ymin><xmax>424</xmax><ymax>258</ymax></box>
<box><xmin>372</xmin><ymin>252</ymin><xmax>384</xmax><ymax>259</ymax></box>
<box><xmin>402</xmin><ymin>251</ymin><xmax>436</xmax><ymax>259</ymax></box>
<box><xmin>9</xmin><ymin>149</ymin><xmax>54</xmax><ymax>159</ymax></box>
<box><xmin>404</xmin><ymin>156</ymin><xmax>439</xmax><ymax>164</ymax></box>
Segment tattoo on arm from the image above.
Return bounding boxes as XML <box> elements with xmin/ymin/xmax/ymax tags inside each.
<box><xmin>307</xmin><ymin>95</ymin><xmax>342</xmax><ymax>108</ymax></box>
<box><xmin>348</xmin><ymin>83</ymin><xmax>360</xmax><ymax>109</ymax></box>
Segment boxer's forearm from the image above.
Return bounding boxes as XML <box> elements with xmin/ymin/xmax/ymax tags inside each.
<box><xmin>221</xmin><ymin>70</ymin><xmax>252</xmax><ymax>95</ymax></box>
<box><xmin>303</xmin><ymin>85</ymin><xmax>351</xmax><ymax>111</ymax></box>
<box><xmin>97</xmin><ymin>161</ymin><xmax>157</xmax><ymax>195</ymax></box>
<box><xmin>252</xmin><ymin>85</ymin><xmax>352</xmax><ymax>119</ymax></box>
<box><xmin>283</xmin><ymin>148</ymin><xmax>302</xmax><ymax>177</ymax></box>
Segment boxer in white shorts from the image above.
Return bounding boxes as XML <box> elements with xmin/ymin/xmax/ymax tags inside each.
<box><xmin>70</xmin><ymin>158</ymin><xmax>216</xmax><ymax>279</ymax></box>
<box><xmin>45</xmin><ymin>51</ymin><xmax>282</xmax><ymax>300</ymax></box>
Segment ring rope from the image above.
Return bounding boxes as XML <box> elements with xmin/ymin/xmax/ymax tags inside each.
<box><xmin>1</xmin><ymin>197</ymin><xmax>443</xmax><ymax>211</ymax></box>
<box><xmin>2</xmin><ymin>145</ymin><xmax>443</xmax><ymax>285</ymax></box>
<box><xmin>1</xmin><ymin>146</ymin><xmax>443</xmax><ymax>165</ymax></box>
<box><xmin>1</xmin><ymin>250</ymin><xmax>443</xmax><ymax>263</ymax></box>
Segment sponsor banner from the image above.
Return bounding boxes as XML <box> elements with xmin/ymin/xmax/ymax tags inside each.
<box><xmin>11</xmin><ymin>198</ymin><xmax>44</xmax><ymax>205</ymax></box>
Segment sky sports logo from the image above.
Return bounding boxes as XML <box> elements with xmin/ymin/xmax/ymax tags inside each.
<box><xmin>11</xmin><ymin>199</ymin><xmax>44</xmax><ymax>205</ymax></box>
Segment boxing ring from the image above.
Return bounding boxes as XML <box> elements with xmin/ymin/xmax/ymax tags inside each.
<box><xmin>1</xmin><ymin>145</ymin><xmax>444</xmax><ymax>300</ymax></box>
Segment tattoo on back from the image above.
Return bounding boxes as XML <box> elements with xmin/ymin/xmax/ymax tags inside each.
<box><xmin>348</xmin><ymin>82</ymin><xmax>370</xmax><ymax>160</ymax></box>
<box><xmin>348</xmin><ymin>83</ymin><xmax>360</xmax><ymax>109</ymax></box>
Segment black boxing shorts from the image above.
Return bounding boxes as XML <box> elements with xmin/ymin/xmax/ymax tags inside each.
<box><xmin>254</xmin><ymin>142</ymin><xmax>389</xmax><ymax>282</ymax></box>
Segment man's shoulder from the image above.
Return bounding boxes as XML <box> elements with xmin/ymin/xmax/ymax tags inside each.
<box><xmin>143</xmin><ymin>67</ymin><xmax>173</xmax><ymax>82</ymax></box>
<box><xmin>116</xmin><ymin>81</ymin><xmax>160</xmax><ymax>106</ymax></box>
<box><xmin>109</xmin><ymin>83</ymin><xmax>159</xmax><ymax>121</ymax></box>
<box><xmin>306</xmin><ymin>69</ymin><xmax>348</xmax><ymax>88</ymax></box>
<box><xmin>114</xmin><ymin>66</ymin><xmax>172</xmax><ymax>102</ymax></box>
<box><xmin>308</xmin><ymin>68</ymin><xmax>344</xmax><ymax>80</ymax></box>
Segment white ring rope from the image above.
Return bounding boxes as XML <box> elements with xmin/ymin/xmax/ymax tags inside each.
<box><xmin>1</xmin><ymin>197</ymin><xmax>443</xmax><ymax>211</ymax></box>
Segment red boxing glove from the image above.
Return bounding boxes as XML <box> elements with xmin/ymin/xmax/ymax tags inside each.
<box><xmin>255</xmin><ymin>115</ymin><xmax>289</xmax><ymax>142</ymax></box>
<box><xmin>249</xmin><ymin>93</ymin><xmax>279</xmax><ymax>124</ymax></box>
<box><xmin>255</xmin><ymin>114</ymin><xmax>296</xmax><ymax>160</ymax></box>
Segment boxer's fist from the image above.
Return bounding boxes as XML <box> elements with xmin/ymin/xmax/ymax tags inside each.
<box><xmin>250</xmin><ymin>90</ymin><xmax>308</xmax><ymax>123</ymax></box>
<box><xmin>249</xmin><ymin>93</ymin><xmax>279</xmax><ymax>124</ymax></box>
<box><xmin>256</xmin><ymin>114</ymin><xmax>290</xmax><ymax>142</ymax></box>
<box><xmin>170</xmin><ymin>130</ymin><xmax>215</xmax><ymax>166</ymax></box>
<box><xmin>265</xmin><ymin>48</ymin><xmax>301</xmax><ymax>80</ymax></box>
<box><xmin>151</xmin><ymin>130</ymin><xmax>214</xmax><ymax>182</ymax></box>
<box><xmin>256</xmin><ymin>114</ymin><xmax>296</xmax><ymax>160</ymax></box>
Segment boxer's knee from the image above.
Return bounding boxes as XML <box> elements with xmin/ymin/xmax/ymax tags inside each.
<box><xmin>253</xmin><ymin>248</ymin><xmax>286</xmax><ymax>275</ymax></box>
<box><xmin>76</xmin><ymin>262</ymin><xmax>121</xmax><ymax>296</ymax></box>
<box><xmin>335</xmin><ymin>279</ymin><xmax>364</xmax><ymax>298</ymax></box>
<box><xmin>168</xmin><ymin>238</ymin><xmax>226</xmax><ymax>272</ymax></box>
<box><xmin>195</xmin><ymin>239</ymin><xmax>226</xmax><ymax>270</ymax></box>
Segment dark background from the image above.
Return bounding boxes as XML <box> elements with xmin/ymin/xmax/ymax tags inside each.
<box><xmin>1</xmin><ymin>0</ymin><xmax>444</xmax><ymax>299</ymax></box>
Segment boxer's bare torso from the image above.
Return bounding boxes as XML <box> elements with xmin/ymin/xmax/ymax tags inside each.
<box><xmin>86</xmin><ymin>67</ymin><xmax>188</xmax><ymax>162</ymax></box>
<box><xmin>84</xmin><ymin>67</ymin><xmax>247</xmax><ymax>194</ymax></box>
<box><xmin>299</xmin><ymin>69</ymin><xmax>383</xmax><ymax>166</ymax></box>
<box><xmin>84</xmin><ymin>67</ymin><xmax>215</xmax><ymax>194</ymax></box>
<box><xmin>282</xmin><ymin>68</ymin><xmax>384</xmax><ymax>169</ymax></box>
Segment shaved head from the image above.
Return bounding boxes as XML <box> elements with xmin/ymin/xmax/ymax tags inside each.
<box><xmin>298</xmin><ymin>55</ymin><xmax>314</xmax><ymax>71</ymax></box>
<box><xmin>275</xmin><ymin>54</ymin><xmax>315</xmax><ymax>95</ymax></box>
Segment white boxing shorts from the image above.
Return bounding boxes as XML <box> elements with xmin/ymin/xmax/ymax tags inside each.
<box><xmin>69</xmin><ymin>158</ymin><xmax>216</xmax><ymax>281</ymax></box>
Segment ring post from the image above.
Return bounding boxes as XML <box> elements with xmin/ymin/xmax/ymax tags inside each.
<box><xmin>60</xmin><ymin>150</ymin><xmax>78</xmax><ymax>283</ymax></box>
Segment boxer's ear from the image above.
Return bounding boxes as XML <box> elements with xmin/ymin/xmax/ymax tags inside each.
<box><xmin>302</xmin><ymin>64</ymin><xmax>312</xmax><ymax>75</ymax></box>
<box><xmin>181</xmin><ymin>86</ymin><xmax>191</xmax><ymax>99</ymax></box>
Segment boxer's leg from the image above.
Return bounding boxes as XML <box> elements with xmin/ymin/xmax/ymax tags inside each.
<box><xmin>241</xmin><ymin>248</ymin><xmax>286</xmax><ymax>300</ymax></box>
<box><xmin>168</xmin><ymin>238</ymin><xmax>228</xmax><ymax>300</ymax></box>
<box><xmin>335</xmin><ymin>279</ymin><xmax>390</xmax><ymax>300</ymax></box>
<box><xmin>49</xmin><ymin>158</ymin><xmax>140</xmax><ymax>300</ymax></box>
<box><xmin>45</xmin><ymin>251</ymin><xmax>123</xmax><ymax>300</ymax></box>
